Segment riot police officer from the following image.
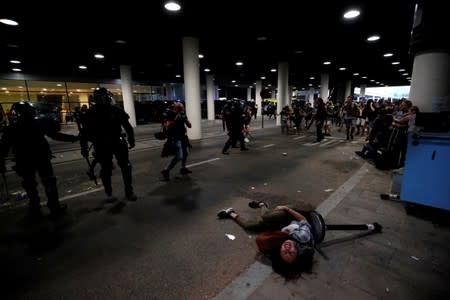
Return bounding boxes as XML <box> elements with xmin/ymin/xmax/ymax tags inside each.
<box><xmin>0</xmin><ymin>101</ymin><xmax>78</xmax><ymax>220</ymax></box>
<box><xmin>79</xmin><ymin>87</ymin><xmax>137</xmax><ymax>202</ymax></box>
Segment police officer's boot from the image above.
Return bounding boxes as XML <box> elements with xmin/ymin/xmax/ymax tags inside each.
<box><xmin>122</xmin><ymin>164</ymin><xmax>137</xmax><ymax>201</ymax></box>
<box><xmin>43</xmin><ymin>176</ymin><xmax>67</xmax><ymax>220</ymax></box>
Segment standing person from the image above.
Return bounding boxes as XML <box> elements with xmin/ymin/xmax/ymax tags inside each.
<box><xmin>79</xmin><ymin>87</ymin><xmax>137</xmax><ymax>202</ymax></box>
<box><xmin>222</xmin><ymin>100</ymin><xmax>248</xmax><ymax>154</ymax></box>
<box><xmin>0</xmin><ymin>101</ymin><xmax>78</xmax><ymax>221</ymax></box>
<box><xmin>314</xmin><ymin>98</ymin><xmax>327</xmax><ymax>142</ymax></box>
<box><xmin>160</xmin><ymin>102</ymin><xmax>192</xmax><ymax>181</ymax></box>
<box><xmin>342</xmin><ymin>96</ymin><xmax>358</xmax><ymax>140</ymax></box>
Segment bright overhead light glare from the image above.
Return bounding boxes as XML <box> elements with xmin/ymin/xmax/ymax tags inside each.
<box><xmin>323</xmin><ymin>61</ymin><xmax>331</xmax><ymax>65</ymax></box>
<box><xmin>391</xmin><ymin>61</ymin><xmax>400</xmax><ymax>65</ymax></box>
<box><xmin>175</xmin><ymin>74</ymin><xmax>181</xmax><ymax>78</ymax></box>
<box><xmin>0</xmin><ymin>19</ymin><xmax>19</xmax><ymax>26</ymax></box>
<box><xmin>398</xmin><ymin>69</ymin><xmax>406</xmax><ymax>72</ymax></box>
<box><xmin>12</xmin><ymin>68</ymin><xmax>22</xmax><ymax>72</ymax></box>
<box><xmin>164</xmin><ymin>1</ymin><xmax>181</xmax><ymax>11</ymax></box>
<box><xmin>383</xmin><ymin>53</ymin><xmax>393</xmax><ymax>57</ymax></box>
<box><xmin>198</xmin><ymin>54</ymin><xmax>204</xmax><ymax>59</ymax></box>
<box><xmin>94</xmin><ymin>53</ymin><xmax>104</xmax><ymax>59</ymax></box>
<box><xmin>235</xmin><ymin>61</ymin><xmax>243</xmax><ymax>66</ymax></box>
<box><xmin>343</xmin><ymin>10</ymin><xmax>360</xmax><ymax>19</ymax></box>
<box><xmin>204</xmin><ymin>68</ymin><xmax>210</xmax><ymax>72</ymax></box>
<box><xmin>10</xmin><ymin>60</ymin><xmax>21</xmax><ymax>64</ymax></box>
<box><xmin>260</xmin><ymin>76</ymin><xmax>266</xmax><ymax>80</ymax></box>
<box><xmin>339</xmin><ymin>67</ymin><xmax>346</xmax><ymax>71</ymax></box>
<box><xmin>309</xmin><ymin>77</ymin><xmax>315</xmax><ymax>80</ymax></box>
<box><xmin>270</xmin><ymin>69</ymin><xmax>277</xmax><ymax>72</ymax></box>
<box><xmin>78</xmin><ymin>65</ymin><xmax>87</xmax><ymax>70</ymax></box>
<box><xmin>367</xmin><ymin>35</ymin><xmax>380</xmax><ymax>42</ymax></box>
<box><xmin>353</xmin><ymin>73</ymin><xmax>360</xmax><ymax>76</ymax></box>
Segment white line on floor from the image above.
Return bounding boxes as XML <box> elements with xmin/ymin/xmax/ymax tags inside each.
<box><xmin>292</xmin><ymin>136</ymin><xmax>306</xmax><ymax>140</ymax></box>
<box><xmin>186</xmin><ymin>158</ymin><xmax>220</xmax><ymax>168</ymax></box>
<box><xmin>262</xmin><ymin>144</ymin><xmax>275</xmax><ymax>148</ymax></box>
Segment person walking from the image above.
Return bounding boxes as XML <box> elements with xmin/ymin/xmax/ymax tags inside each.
<box><xmin>160</xmin><ymin>102</ymin><xmax>192</xmax><ymax>181</ymax></box>
<box><xmin>79</xmin><ymin>87</ymin><xmax>137</xmax><ymax>202</ymax></box>
<box><xmin>0</xmin><ymin>101</ymin><xmax>78</xmax><ymax>221</ymax></box>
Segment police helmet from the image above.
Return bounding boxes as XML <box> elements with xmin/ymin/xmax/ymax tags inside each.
<box><xmin>93</xmin><ymin>87</ymin><xmax>114</xmax><ymax>105</ymax></box>
<box><xmin>9</xmin><ymin>101</ymin><xmax>36</xmax><ymax>124</ymax></box>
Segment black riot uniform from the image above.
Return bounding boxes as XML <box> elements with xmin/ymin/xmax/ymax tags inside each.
<box><xmin>221</xmin><ymin>100</ymin><xmax>249</xmax><ymax>154</ymax></box>
<box><xmin>0</xmin><ymin>101</ymin><xmax>78</xmax><ymax>219</ymax></box>
<box><xmin>79</xmin><ymin>88</ymin><xmax>136</xmax><ymax>202</ymax></box>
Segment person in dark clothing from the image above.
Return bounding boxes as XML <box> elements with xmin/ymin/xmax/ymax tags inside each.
<box><xmin>355</xmin><ymin>109</ymin><xmax>392</xmax><ymax>159</ymax></box>
<box><xmin>160</xmin><ymin>102</ymin><xmax>192</xmax><ymax>181</ymax></box>
<box><xmin>314</xmin><ymin>98</ymin><xmax>327</xmax><ymax>142</ymax></box>
<box><xmin>0</xmin><ymin>101</ymin><xmax>78</xmax><ymax>220</ymax></box>
<box><xmin>79</xmin><ymin>87</ymin><xmax>137</xmax><ymax>202</ymax></box>
<box><xmin>222</xmin><ymin>100</ymin><xmax>249</xmax><ymax>154</ymax></box>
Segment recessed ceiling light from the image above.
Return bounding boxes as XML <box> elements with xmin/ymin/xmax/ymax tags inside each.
<box><xmin>367</xmin><ymin>35</ymin><xmax>380</xmax><ymax>42</ymax></box>
<box><xmin>270</xmin><ymin>69</ymin><xmax>277</xmax><ymax>72</ymax></box>
<box><xmin>12</xmin><ymin>68</ymin><xmax>22</xmax><ymax>72</ymax></box>
<box><xmin>261</xmin><ymin>76</ymin><xmax>266</xmax><ymax>80</ymax></box>
<box><xmin>0</xmin><ymin>19</ymin><xmax>19</xmax><ymax>26</ymax></box>
<box><xmin>235</xmin><ymin>61</ymin><xmax>243</xmax><ymax>66</ymax></box>
<box><xmin>78</xmin><ymin>65</ymin><xmax>87</xmax><ymax>70</ymax></box>
<box><xmin>323</xmin><ymin>61</ymin><xmax>331</xmax><ymax>65</ymax></box>
<box><xmin>362</xmin><ymin>76</ymin><xmax>367</xmax><ymax>79</ymax></box>
<box><xmin>257</xmin><ymin>36</ymin><xmax>267</xmax><ymax>41</ymax></box>
<box><xmin>204</xmin><ymin>68</ymin><xmax>210</xmax><ymax>72</ymax></box>
<box><xmin>164</xmin><ymin>1</ymin><xmax>181</xmax><ymax>11</ymax></box>
<box><xmin>398</xmin><ymin>69</ymin><xmax>406</xmax><ymax>72</ymax></box>
<box><xmin>309</xmin><ymin>77</ymin><xmax>315</xmax><ymax>80</ymax></box>
<box><xmin>234</xmin><ymin>84</ymin><xmax>239</xmax><ymax>87</ymax></box>
<box><xmin>175</xmin><ymin>74</ymin><xmax>181</xmax><ymax>78</ymax></box>
<box><xmin>353</xmin><ymin>73</ymin><xmax>360</xmax><ymax>76</ymax></box>
<box><xmin>402</xmin><ymin>73</ymin><xmax>409</xmax><ymax>76</ymax></box>
<box><xmin>391</xmin><ymin>61</ymin><xmax>400</xmax><ymax>65</ymax></box>
<box><xmin>94</xmin><ymin>53</ymin><xmax>104</xmax><ymax>59</ymax></box>
<box><xmin>339</xmin><ymin>67</ymin><xmax>346</xmax><ymax>71</ymax></box>
<box><xmin>383</xmin><ymin>53</ymin><xmax>393</xmax><ymax>57</ymax></box>
<box><xmin>10</xmin><ymin>60</ymin><xmax>21</xmax><ymax>64</ymax></box>
<box><xmin>343</xmin><ymin>9</ymin><xmax>360</xmax><ymax>19</ymax></box>
<box><xmin>231</xmin><ymin>80</ymin><xmax>236</xmax><ymax>83</ymax></box>
<box><xmin>198</xmin><ymin>54</ymin><xmax>204</xmax><ymax>59</ymax></box>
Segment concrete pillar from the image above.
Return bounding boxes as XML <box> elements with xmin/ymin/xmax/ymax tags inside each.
<box><xmin>345</xmin><ymin>80</ymin><xmax>353</xmax><ymax>98</ymax></box>
<box><xmin>206</xmin><ymin>74</ymin><xmax>215</xmax><ymax>120</ymax></box>
<box><xmin>182</xmin><ymin>37</ymin><xmax>202</xmax><ymax>139</ymax></box>
<box><xmin>119</xmin><ymin>65</ymin><xmax>136</xmax><ymax>127</ymax></box>
<box><xmin>276</xmin><ymin>62</ymin><xmax>289</xmax><ymax>126</ymax></box>
<box><xmin>247</xmin><ymin>86</ymin><xmax>252</xmax><ymax>102</ymax></box>
<box><xmin>256</xmin><ymin>80</ymin><xmax>262</xmax><ymax>117</ymax></box>
<box><xmin>320</xmin><ymin>73</ymin><xmax>329</xmax><ymax>101</ymax></box>
<box><xmin>308</xmin><ymin>87</ymin><xmax>315</xmax><ymax>104</ymax></box>
<box><xmin>409</xmin><ymin>52</ymin><xmax>449</xmax><ymax>112</ymax></box>
<box><xmin>360</xmin><ymin>84</ymin><xmax>366</xmax><ymax>99</ymax></box>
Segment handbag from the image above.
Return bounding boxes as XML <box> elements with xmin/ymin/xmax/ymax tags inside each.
<box><xmin>154</xmin><ymin>131</ymin><xmax>167</xmax><ymax>140</ymax></box>
<box><xmin>154</xmin><ymin>125</ymin><xmax>168</xmax><ymax>140</ymax></box>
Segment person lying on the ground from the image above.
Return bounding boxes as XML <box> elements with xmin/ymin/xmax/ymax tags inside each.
<box><xmin>217</xmin><ymin>201</ymin><xmax>314</xmax><ymax>280</ymax></box>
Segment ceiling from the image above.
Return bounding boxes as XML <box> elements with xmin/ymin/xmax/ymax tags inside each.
<box><xmin>1</xmin><ymin>1</ymin><xmax>417</xmax><ymax>91</ymax></box>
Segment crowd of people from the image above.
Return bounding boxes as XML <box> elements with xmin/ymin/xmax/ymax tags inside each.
<box><xmin>1</xmin><ymin>91</ymin><xmax>411</xmax><ymax>281</ymax></box>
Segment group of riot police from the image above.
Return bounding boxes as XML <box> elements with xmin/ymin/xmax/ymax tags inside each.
<box><xmin>0</xmin><ymin>87</ymin><xmax>136</xmax><ymax>222</ymax></box>
<box><xmin>221</xmin><ymin>99</ymin><xmax>251</xmax><ymax>154</ymax></box>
